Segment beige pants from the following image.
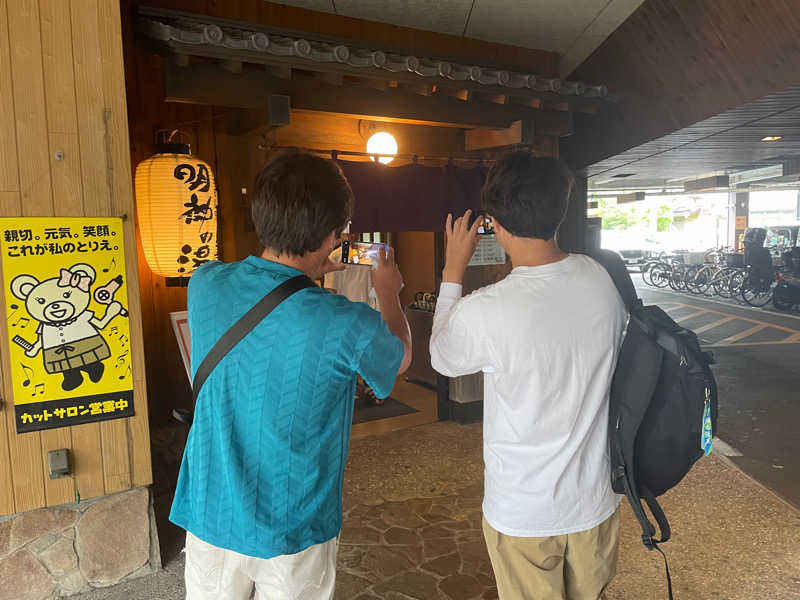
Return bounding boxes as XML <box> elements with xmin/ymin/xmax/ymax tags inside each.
<box><xmin>482</xmin><ymin>510</ymin><xmax>620</xmax><ymax>600</ymax></box>
<box><xmin>184</xmin><ymin>532</ymin><xmax>338</xmax><ymax>600</ymax></box>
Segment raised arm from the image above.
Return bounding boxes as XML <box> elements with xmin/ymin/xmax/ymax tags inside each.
<box><xmin>372</xmin><ymin>247</ymin><xmax>412</xmax><ymax>374</ymax></box>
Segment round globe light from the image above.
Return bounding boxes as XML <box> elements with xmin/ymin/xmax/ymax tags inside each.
<box><xmin>366</xmin><ymin>132</ymin><xmax>398</xmax><ymax>165</ymax></box>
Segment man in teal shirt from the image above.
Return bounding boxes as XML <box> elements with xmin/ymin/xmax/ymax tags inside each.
<box><xmin>170</xmin><ymin>150</ymin><xmax>411</xmax><ymax>599</ymax></box>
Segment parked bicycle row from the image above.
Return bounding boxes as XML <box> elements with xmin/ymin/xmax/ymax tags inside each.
<box><xmin>639</xmin><ymin>228</ymin><xmax>800</xmax><ymax>311</ymax></box>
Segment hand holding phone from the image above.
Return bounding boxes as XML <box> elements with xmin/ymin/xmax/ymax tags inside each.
<box><xmin>468</xmin><ymin>212</ymin><xmax>495</xmax><ymax>235</ymax></box>
<box><xmin>371</xmin><ymin>246</ymin><xmax>404</xmax><ymax>298</ymax></box>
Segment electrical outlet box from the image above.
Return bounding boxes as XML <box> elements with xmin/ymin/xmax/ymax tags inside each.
<box><xmin>48</xmin><ymin>449</ymin><xmax>70</xmax><ymax>479</ymax></box>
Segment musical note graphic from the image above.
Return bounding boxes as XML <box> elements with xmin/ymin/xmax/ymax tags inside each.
<box><xmin>31</xmin><ymin>383</ymin><xmax>44</xmax><ymax>396</ymax></box>
<box><xmin>118</xmin><ymin>365</ymin><xmax>131</xmax><ymax>380</ymax></box>
<box><xmin>12</xmin><ymin>316</ymin><xmax>30</xmax><ymax>329</ymax></box>
<box><xmin>115</xmin><ymin>349</ymin><xmax>129</xmax><ymax>367</ymax></box>
<box><xmin>110</xmin><ymin>326</ymin><xmax>118</xmax><ymax>334</ymax></box>
<box><xmin>7</xmin><ymin>304</ymin><xmax>18</xmax><ymax>321</ymax></box>
<box><xmin>118</xmin><ymin>334</ymin><xmax>128</xmax><ymax>344</ymax></box>
<box><xmin>20</xmin><ymin>363</ymin><xmax>33</xmax><ymax>387</ymax></box>
<box><xmin>102</xmin><ymin>257</ymin><xmax>117</xmax><ymax>273</ymax></box>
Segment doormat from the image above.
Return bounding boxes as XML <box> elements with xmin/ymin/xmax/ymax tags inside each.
<box><xmin>353</xmin><ymin>397</ymin><xmax>418</xmax><ymax>424</ymax></box>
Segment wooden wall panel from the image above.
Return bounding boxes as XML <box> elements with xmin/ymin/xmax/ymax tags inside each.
<box><xmin>0</xmin><ymin>0</ymin><xmax>150</xmax><ymax>515</ymax></box>
<box><xmin>397</xmin><ymin>232</ymin><xmax>436</xmax><ymax>308</ymax></box>
<box><xmin>5</xmin><ymin>0</ymin><xmax>51</xmax><ymax>513</ymax></box>
<box><xmin>0</xmin><ymin>0</ymin><xmax>18</xmax><ymax>192</ymax></box>
<box><xmin>99</xmin><ymin>0</ymin><xmax>153</xmax><ymax>488</ymax></box>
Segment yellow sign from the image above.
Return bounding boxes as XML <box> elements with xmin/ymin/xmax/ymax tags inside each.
<box><xmin>0</xmin><ymin>218</ymin><xmax>134</xmax><ymax>433</ymax></box>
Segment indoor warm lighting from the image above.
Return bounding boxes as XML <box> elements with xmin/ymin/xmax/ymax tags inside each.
<box><xmin>367</xmin><ymin>132</ymin><xmax>398</xmax><ymax>165</ymax></box>
<box><xmin>761</xmin><ymin>135</ymin><xmax>783</xmax><ymax>142</ymax></box>
<box><xmin>135</xmin><ymin>142</ymin><xmax>219</xmax><ymax>278</ymax></box>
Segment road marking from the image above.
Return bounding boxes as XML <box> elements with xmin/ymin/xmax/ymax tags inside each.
<box><xmin>713</xmin><ymin>437</ymin><xmax>743</xmax><ymax>457</ymax></box>
<box><xmin>693</xmin><ymin>316</ymin><xmax>735</xmax><ymax>334</ymax></box>
<box><xmin>705</xmin><ymin>338</ymin><xmax>800</xmax><ymax>348</ymax></box>
<box><xmin>716</xmin><ymin>324</ymin><xmax>766</xmax><ymax>345</ymax></box>
<box><xmin>651</xmin><ymin>300</ymin><xmax>800</xmax><ymax>335</ymax></box>
<box><xmin>641</xmin><ymin>287</ymin><xmax>800</xmax><ymax>323</ymax></box>
<box><xmin>674</xmin><ymin>309</ymin><xmax>709</xmax><ymax>323</ymax></box>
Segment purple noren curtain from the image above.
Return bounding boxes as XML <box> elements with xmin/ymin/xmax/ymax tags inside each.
<box><xmin>338</xmin><ymin>161</ymin><xmax>488</xmax><ymax>232</ymax></box>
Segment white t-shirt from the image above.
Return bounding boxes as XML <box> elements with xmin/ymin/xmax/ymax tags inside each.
<box><xmin>430</xmin><ymin>254</ymin><xmax>626</xmax><ymax>537</ymax></box>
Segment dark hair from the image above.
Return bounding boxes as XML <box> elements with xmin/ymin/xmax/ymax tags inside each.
<box><xmin>251</xmin><ymin>150</ymin><xmax>354</xmax><ymax>256</ymax></box>
<box><xmin>482</xmin><ymin>152</ymin><xmax>573</xmax><ymax>240</ymax></box>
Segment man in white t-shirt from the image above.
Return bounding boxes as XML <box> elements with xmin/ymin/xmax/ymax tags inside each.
<box><xmin>430</xmin><ymin>152</ymin><xmax>626</xmax><ymax>599</ymax></box>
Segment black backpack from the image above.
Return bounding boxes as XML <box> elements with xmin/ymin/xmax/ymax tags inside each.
<box><xmin>592</xmin><ymin>250</ymin><xmax>718</xmax><ymax>599</ymax></box>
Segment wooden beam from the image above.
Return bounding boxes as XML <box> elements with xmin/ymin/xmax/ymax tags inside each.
<box><xmin>223</xmin><ymin>60</ymin><xmax>242</xmax><ymax>74</ymax></box>
<box><xmin>226</xmin><ymin>94</ymin><xmax>291</xmax><ymax>136</ymax></box>
<box><xmin>267</xmin><ymin>65</ymin><xmax>291</xmax><ymax>79</ymax></box>
<box><xmin>315</xmin><ymin>71</ymin><xmax>342</xmax><ymax>86</ymax></box>
<box><xmin>465</xmin><ymin>120</ymin><xmax>534</xmax><ymax>151</ymax></box>
<box><xmin>164</xmin><ymin>61</ymin><xmax>566</xmax><ymax>130</ymax></box>
<box><xmin>531</xmin><ymin>109</ymin><xmax>573</xmax><ymax>137</ymax></box>
<box><xmin>434</xmin><ymin>87</ymin><xmax>473</xmax><ymax>102</ymax></box>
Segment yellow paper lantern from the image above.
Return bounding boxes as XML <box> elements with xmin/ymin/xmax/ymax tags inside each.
<box><xmin>135</xmin><ymin>143</ymin><xmax>219</xmax><ymax>278</ymax></box>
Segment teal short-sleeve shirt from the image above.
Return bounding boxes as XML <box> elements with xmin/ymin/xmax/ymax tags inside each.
<box><xmin>169</xmin><ymin>256</ymin><xmax>404</xmax><ymax>558</ymax></box>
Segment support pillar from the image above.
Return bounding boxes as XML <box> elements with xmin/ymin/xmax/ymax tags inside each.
<box><xmin>558</xmin><ymin>176</ymin><xmax>588</xmax><ymax>253</ymax></box>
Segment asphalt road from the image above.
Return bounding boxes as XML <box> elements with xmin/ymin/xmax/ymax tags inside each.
<box><xmin>635</xmin><ymin>278</ymin><xmax>800</xmax><ymax>509</ymax></box>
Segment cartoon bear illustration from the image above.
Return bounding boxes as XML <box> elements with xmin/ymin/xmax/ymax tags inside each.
<box><xmin>11</xmin><ymin>264</ymin><xmax>124</xmax><ymax>391</ymax></box>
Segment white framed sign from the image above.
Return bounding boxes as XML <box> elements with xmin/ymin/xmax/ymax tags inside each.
<box><xmin>170</xmin><ymin>311</ymin><xmax>192</xmax><ymax>383</ymax></box>
<box><xmin>468</xmin><ymin>235</ymin><xmax>507</xmax><ymax>267</ymax></box>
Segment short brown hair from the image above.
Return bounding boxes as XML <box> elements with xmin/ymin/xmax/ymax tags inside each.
<box><xmin>251</xmin><ymin>150</ymin><xmax>354</xmax><ymax>256</ymax></box>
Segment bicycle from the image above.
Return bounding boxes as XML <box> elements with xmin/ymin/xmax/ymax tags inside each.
<box><xmin>740</xmin><ymin>268</ymin><xmax>775</xmax><ymax>307</ymax></box>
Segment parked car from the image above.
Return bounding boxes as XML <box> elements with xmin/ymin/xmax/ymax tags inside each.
<box><xmin>601</xmin><ymin>230</ymin><xmax>662</xmax><ymax>269</ymax></box>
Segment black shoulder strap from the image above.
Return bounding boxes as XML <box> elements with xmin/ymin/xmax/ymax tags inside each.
<box><xmin>589</xmin><ymin>249</ymin><xmax>643</xmax><ymax>312</ymax></box>
<box><xmin>172</xmin><ymin>274</ymin><xmax>316</xmax><ymax>425</ymax></box>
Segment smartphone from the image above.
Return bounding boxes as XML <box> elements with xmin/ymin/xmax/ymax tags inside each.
<box><xmin>341</xmin><ymin>241</ymin><xmax>389</xmax><ymax>266</ymax></box>
<box><xmin>469</xmin><ymin>212</ymin><xmax>495</xmax><ymax>235</ymax></box>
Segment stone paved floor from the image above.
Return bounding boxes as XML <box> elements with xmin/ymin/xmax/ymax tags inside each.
<box><xmin>73</xmin><ymin>420</ymin><xmax>800</xmax><ymax>599</ymax></box>
<box><xmin>336</xmin><ymin>487</ymin><xmax>497</xmax><ymax>600</ymax></box>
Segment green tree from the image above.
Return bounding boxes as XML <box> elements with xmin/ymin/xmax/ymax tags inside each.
<box><xmin>592</xmin><ymin>197</ymin><xmax>649</xmax><ymax>230</ymax></box>
<box><xmin>657</xmin><ymin>204</ymin><xmax>673</xmax><ymax>232</ymax></box>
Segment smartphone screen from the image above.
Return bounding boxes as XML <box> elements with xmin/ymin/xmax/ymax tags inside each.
<box><xmin>341</xmin><ymin>241</ymin><xmax>388</xmax><ymax>266</ymax></box>
<box><xmin>469</xmin><ymin>213</ymin><xmax>495</xmax><ymax>235</ymax></box>
<box><xmin>477</xmin><ymin>215</ymin><xmax>494</xmax><ymax>235</ymax></box>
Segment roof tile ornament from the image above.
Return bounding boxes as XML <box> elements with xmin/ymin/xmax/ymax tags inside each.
<box><xmin>140</xmin><ymin>17</ymin><xmax>609</xmax><ymax>99</ymax></box>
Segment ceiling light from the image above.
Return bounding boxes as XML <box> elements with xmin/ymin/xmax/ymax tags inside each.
<box><xmin>367</xmin><ymin>132</ymin><xmax>398</xmax><ymax>165</ymax></box>
<box><xmin>761</xmin><ymin>135</ymin><xmax>783</xmax><ymax>142</ymax></box>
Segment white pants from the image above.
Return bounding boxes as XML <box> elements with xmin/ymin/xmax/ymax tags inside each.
<box><xmin>184</xmin><ymin>532</ymin><xmax>338</xmax><ymax>600</ymax></box>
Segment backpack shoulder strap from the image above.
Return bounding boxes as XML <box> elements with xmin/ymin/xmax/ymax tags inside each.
<box><xmin>173</xmin><ymin>274</ymin><xmax>316</xmax><ymax>425</ymax></box>
<box><xmin>588</xmin><ymin>249</ymin><xmax>643</xmax><ymax>312</ymax></box>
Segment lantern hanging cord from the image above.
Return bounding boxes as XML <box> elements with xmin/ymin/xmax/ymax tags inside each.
<box><xmin>156</xmin><ymin>129</ymin><xmax>192</xmax><ymax>146</ymax></box>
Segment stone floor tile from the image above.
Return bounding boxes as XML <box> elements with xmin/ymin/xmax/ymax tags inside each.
<box><xmin>358</xmin><ymin>545</ymin><xmax>413</xmax><ymax>579</ymax></box>
<box><xmin>333</xmin><ymin>572</ymin><xmax>372</xmax><ymax>600</ymax></box>
<box><xmin>340</xmin><ymin>525</ymin><xmax>382</xmax><ymax>545</ymax></box>
<box><xmin>384</xmin><ymin>527</ymin><xmax>421</xmax><ymax>546</ymax></box>
<box><xmin>439</xmin><ymin>573</ymin><xmax>484</xmax><ymax>600</ymax></box>
<box><xmin>420</xmin><ymin>524</ymin><xmax>456</xmax><ymax>540</ymax></box>
<box><xmin>423</xmin><ymin>537</ymin><xmax>458</xmax><ymax>560</ymax></box>
<box><xmin>373</xmin><ymin>570</ymin><xmax>442</xmax><ymax>600</ymax></box>
<box><xmin>420</xmin><ymin>552</ymin><xmax>461</xmax><ymax>577</ymax></box>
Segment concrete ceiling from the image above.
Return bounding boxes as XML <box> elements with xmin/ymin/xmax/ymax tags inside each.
<box><xmin>266</xmin><ymin>0</ymin><xmax>645</xmax><ymax>76</ymax></box>
<box><xmin>587</xmin><ymin>85</ymin><xmax>800</xmax><ymax>192</ymax></box>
